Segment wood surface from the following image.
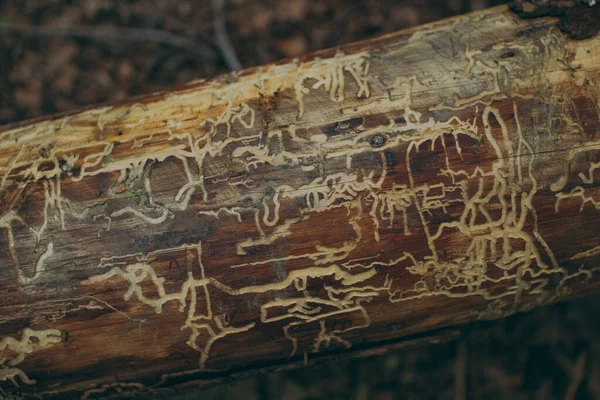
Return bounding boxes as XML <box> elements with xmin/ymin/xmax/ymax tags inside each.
<box><xmin>1</xmin><ymin>4</ymin><xmax>600</xmax><ymax>398</ymax></box>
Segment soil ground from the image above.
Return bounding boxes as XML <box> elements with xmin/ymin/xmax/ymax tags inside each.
<box><xmin>0</xmin><ymin>1</ymin><xmax>598</xmax><ymax>399</ymax></box>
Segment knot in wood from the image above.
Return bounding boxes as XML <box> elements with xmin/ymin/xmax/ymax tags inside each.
<box><xmin>370</xmin><ymin>134</ymin><xmax>386</xmax><ymax>147</ymax></box>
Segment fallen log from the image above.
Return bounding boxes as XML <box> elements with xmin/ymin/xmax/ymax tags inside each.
<box><xmin>1</xmin><ymin>4</ymin><xmax>599</xmax><ymax>398</ymax></box>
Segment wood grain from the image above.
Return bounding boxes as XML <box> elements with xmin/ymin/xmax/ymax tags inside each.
<box><xmin>1</xmin><ymin>5</ymin><xmax>600</xmax><ymax>398</ymax></box>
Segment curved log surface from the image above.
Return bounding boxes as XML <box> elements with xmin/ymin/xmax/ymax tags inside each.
<box><xmin>1</xmin><ymin>5</ymin><xmax>600</xmax><ymax>398</ymax></box>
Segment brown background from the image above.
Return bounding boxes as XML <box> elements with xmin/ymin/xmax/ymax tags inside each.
<box><xmin>0</xmin><ymin>1</ymin><xmax>599</xmax><ymax>399</ymax></box>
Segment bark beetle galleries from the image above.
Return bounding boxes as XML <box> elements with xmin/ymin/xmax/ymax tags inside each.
<box><xmin>0</xmin><ymin>5</ymin><xmax>600</xmax><ymax>398</ymax></box>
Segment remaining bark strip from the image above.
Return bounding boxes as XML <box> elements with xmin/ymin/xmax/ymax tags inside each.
<box><xmin>0</xmin><ymin>4</ymin><xmax>599</xmax><ymax>398</ymax></box>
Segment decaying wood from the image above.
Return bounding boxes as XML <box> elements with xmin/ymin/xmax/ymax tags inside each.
<box><xmin>1</xmin><ymin>4</ymin><xmax>600</xmax><ymax>398</ymax></box>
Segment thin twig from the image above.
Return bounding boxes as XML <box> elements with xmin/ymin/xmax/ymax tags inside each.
<box><xmin>0</xmin><ymin>23</ymin><xmax>216</xmax><ymax>61</ymax></box>
<box><xmin>212</xmin><ymin>0</ymin><xmax>242</xmax><ymax>71</ymax></box>
<box><xmin>563</xmin><ymin>352</ymin><xmax>587</xmax><ymax>400</ymax></box>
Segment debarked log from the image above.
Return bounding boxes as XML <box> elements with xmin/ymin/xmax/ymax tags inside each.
<box><xmin>1</xmin><ymin>4</ymin><xmax>600</xmax><ymax>398</ymax></box>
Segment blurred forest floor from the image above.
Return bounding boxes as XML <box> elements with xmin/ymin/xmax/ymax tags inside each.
<box><xmin>0</xmin><ymin>0</ymin><xmax>508</xmax><ymax>124</ymax></box>
<box><xmin>0</xmin><ymin>1</ymin><xmax>599</xmax><ymax>399</ymax></box>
